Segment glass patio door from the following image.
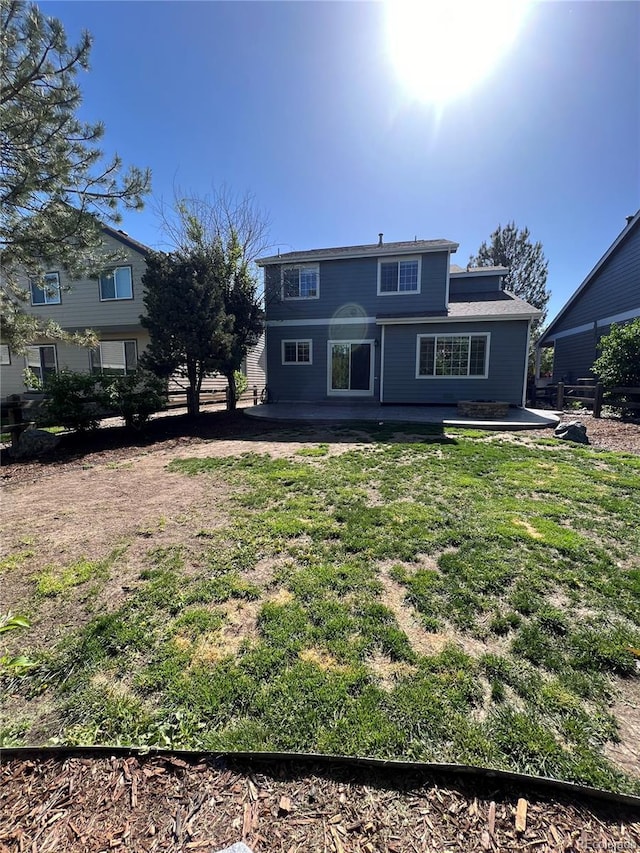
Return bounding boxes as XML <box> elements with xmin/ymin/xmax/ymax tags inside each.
<box><xmin>328</xmin><ymin>341</ymin><xmax>374</xmax><ymax>395</ymax></box>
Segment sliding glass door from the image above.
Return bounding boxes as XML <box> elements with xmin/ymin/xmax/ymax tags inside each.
<box><xmin>328</xmin><ymin>340</ymin><xmax>374</xmax><ymax>396</ymax></box>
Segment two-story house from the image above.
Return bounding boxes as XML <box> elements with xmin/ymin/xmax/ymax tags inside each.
<box><xmin>257</xmin><ymin>236</ymin><xmax>540</xmax><ymax>407</ymax></box>
<box><xmin>1</xmin><ymin>225</ymin><xmax>151</xmax><ymax>398</ymax></box>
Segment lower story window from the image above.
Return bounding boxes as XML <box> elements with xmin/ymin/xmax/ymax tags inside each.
<box><xmin>282</xmin><ymin>339</ymin><xmax>312</xmax><ymax>364</ymax></box>
<box><xmin>0</xmin><ymin>344</ymin><xmax>10</xmax><ymax>365</ymax></box>
<box><xmin>417</xmin><ymin>333</ymin><xmax>489</xmax><ymax>378</ymax></box>
<box><xmin>90</xmin><ymin>340</ymin><xmax>138</xmax><ymax>375</ymax></box>
<box><xmin>25</xmin><ymin>345</ymin><xmax>57</xmax><ymax>385</ymax></box>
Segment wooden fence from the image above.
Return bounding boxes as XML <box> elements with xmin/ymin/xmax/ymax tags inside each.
<box><xmin>529</xmin><ymin>382</ymin><xmax>640</xmax><ymax>418</ymax></box>
<box><xmin>1</xmin><ymin>385</ymin><xmax>263</xmax><ymax>450</ymax></box>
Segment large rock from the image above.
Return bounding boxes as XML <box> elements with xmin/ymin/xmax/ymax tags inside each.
<box><xmin>554</xmin><ymin>420</ymin><xmax>589</xmax><ymax>444</ymax></box>
<box><xmin>11</xmin><ymin>427</ymin><xmax>61</xmax><ymax>459</ymax></box>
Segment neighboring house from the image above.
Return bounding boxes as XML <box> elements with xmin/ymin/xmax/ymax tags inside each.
<box><xmin>537</xmin><ymin>211</ymin><xmax>640</xmax><ymax>382</ymax></box>
<box><xmin>0</xmin><ymin>225</ymin><xmax>267</xmax><ymax>400</ymax></box>
<box><xmin>257</xmin><ymin>236</ymin><xmax>540</xmax><ymax>407</ymax></box>
<box><xmin>1</xmin><ymin>225</ymin><xmax>152</xmax><ymax>398</ymax></box>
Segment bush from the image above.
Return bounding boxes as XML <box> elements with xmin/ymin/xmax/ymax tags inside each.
<box><xmin>39</xmin><ymin>370</ymin><xmax>104</xmax><ymax>432</ymax></box>
<box><xmin>38</xmin><ymin>369</ymin><xmax>167</xmax><ymax>433</ymax></box>
<box><xmin>100</xmin><ymin>370</ymin><xmax>168</xmax><ymax>430</ymax></box>
<box><xmin>593</xmin><ymin>319</ymin><xmax>640</xmax><ymax>388</ymax></box>
<box><xmin>233</xmin><ymin>369</ymin><xmax>248</xmax><ymax>402</ymax></box>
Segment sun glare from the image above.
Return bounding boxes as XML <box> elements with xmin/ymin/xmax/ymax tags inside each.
<box><xmin>386</xmin><ymin>0</ymin><xmax>531</xmax><ymax>105</ymax></box>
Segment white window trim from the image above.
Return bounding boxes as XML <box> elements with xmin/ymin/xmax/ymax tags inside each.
<box><xmin>99</xmin><ymin>265</ymin><xmax>134</xmax><ymax>302</ymax></box>
<box><xmin>281</xmin><ymin>339</ymin><xmax>313</xmax><ymax>365</ymax></box>
<box><xmin>327</xmin><ymin>339</ymin><xmax>375</xmax><ymax>396</ymax></box>
<box><xmin>415</xmin><ymin>332</ymin><xmax>491</xmax><ymax>379</ymax></box>
<box><xmin>281</xmin><ymin>264</ymin><xmax>320</xmax><ymax>301</ymax></box>
<box><xmin>30</xmin><ymin>272</ymin><xmax>61</xmax><ymax>306</ymax></box>
<box><xmin>377</xmin><ymin>256</ymin><xmax>421</xmax><ymax>296</ymax></box>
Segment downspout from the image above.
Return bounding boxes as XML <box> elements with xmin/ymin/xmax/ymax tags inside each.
<box><xmin>380</xmin><ymin>325</ymin><xmax>385</xmax><ymax>404</ymax></box>
<box><xmin>522</xmin><ymin>318</ymin><xmax>532</xmax><ymax>407</ymax></box>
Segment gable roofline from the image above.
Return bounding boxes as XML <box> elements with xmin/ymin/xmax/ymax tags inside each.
<box><xmin>256</xmin><ymin>238</ymin><xmax>459</xmax><ymax>266</ymax></box>
<box><xmin>540</xmin><ymin>210</ymin><xmax>640</xmax><ymax>342</ymax></box>
<box><xmin>101</xmin><ymin>223</ymin><xmax>154</xmax><ymax>256</ymax></box>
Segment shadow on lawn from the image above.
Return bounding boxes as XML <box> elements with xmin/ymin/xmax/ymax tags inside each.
<box><xmin>0</xmin><ymin>409</ymin><xmax>458</xmax><ymax>470</ymax></box>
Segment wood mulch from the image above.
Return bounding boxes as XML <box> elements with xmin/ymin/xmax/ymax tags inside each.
<box><xmin>1</xmin><ymin>753</ymin><xmax>639</xmax><ymax>853</ymax></box>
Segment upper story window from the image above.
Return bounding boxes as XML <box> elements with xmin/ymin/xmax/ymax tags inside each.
<box><xmin>90</xmin><ymin>340</ymin><xmax>138</xmax><ymax>375</ymax></box>
<box><xmin>30</xmin><ymin>272</ymin><xmax>61</xmax><ymax>305</ymax></box>
<box><xmin>282</xmin><ymin>265</ymin><xmax>319</xmax><ymax>300</ymax></box>
<box><xmin>416</xmin><ymin>333</ymin><xmax>489</xmax><ymax>378</ymax></box>
<box><xmin>378</xmin><ymin>257</ymin><xmax>421</xmax><ymax>295</ymax></box>
<box><xmin>99</xmin><ymin>266</ymin><xmax>133</xmax><ymax>301</ymax></box>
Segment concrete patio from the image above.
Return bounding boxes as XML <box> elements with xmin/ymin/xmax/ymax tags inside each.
<box><xmin>244</xmin><ymin>403</ymin><xmax>560</xmax><ymax>431</ymax></box>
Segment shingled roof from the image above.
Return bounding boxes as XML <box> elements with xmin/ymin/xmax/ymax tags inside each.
<box><xmin>256</xmin><ymin>238</ymin><xmax>458</xmax><ymax>266</ymax></box>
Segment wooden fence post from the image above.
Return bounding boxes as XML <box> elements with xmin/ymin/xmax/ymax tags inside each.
<box><xmin>253</xmin><ymin>385</ymin><xmax>258</xmax><ymax>406</ymax></box>
<box><xmin>593</xmin><ymin>382</ymin><xmax>603</xmax><ymax>418</ymax></box>
<box><xmin>7</xmin><ymin>395</ymin><xmax>24</xmax><ymax>450</ymax></box>
<box><xmin>556</xmin><ymin>381</ymin><xmax>564</xmax><ymax>410</ymax></box>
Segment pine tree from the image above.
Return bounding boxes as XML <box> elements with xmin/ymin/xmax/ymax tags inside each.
<box><xmin>140</xmin><ymin>237</ymin><xmax>263</xmax><ymax>415</ymax></box>
<box><xmin>469</xmin><ymin>222</ymin><xmax>550</xmax><ymax>341</ymax></box>
<box><xmin>0</xmin><ymin>0</ymin><xmax>151</xmax><ymax>349</ymax></box>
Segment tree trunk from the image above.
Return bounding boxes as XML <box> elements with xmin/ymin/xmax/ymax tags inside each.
<box><xmin>186</xmin><ymin>361</ymin><xmax>200</xmax><ymax>417</ymax></box>
<box><xmin>226</xmin><ymin>371</ymin><xmax>237</xmax><ymax>411</ymax></box>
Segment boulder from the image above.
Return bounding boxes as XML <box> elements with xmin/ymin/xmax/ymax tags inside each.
<box><xmin>11</xmin><ymin>427</ymin><xmax>61</xmax><ymax>459</ymax></box>
<box><xmin>554</xmin><ymin>420</ymin><xmax>589</xmax><ymax>444</ymax></box>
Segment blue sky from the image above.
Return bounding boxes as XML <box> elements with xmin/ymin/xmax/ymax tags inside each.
<box><xmin>44</xmin><ymin>0</ymin><xmax>639</xmax><ymax>323</ymax></box>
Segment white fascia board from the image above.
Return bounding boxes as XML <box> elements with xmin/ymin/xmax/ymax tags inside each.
<box><xmin>376</xmin><ymin>313</ymin><xmax>539</xmax><ymax>325</ymax></box>
<box><xmin>542</xmin><ymin>307</ymin><xmax>640</xmax><ymax>343</ymax></box>
<box><xmin>449</xmin><ymin>268</ymin><xmax>508</xmax><ymax>278</ymax></box>
<box><xmin>265</xmin><ymin>317</ymin><xmax>377</xmax><ymax>327</ymax></box>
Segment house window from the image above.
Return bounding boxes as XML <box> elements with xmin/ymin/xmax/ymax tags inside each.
<box><xmin>1</xmin><ymin>344</ymin><xmax>10</xmax><ymax>365</ymax></box>
<box><xmin>378</xmin><ymin>257</ymin><xmax>420</xmax><ymax>295</ymax></box>
<box><xmin>282</xmin><ymin>265</ymin><xmax>319</xmax><ymax>300</ymax></box>
<box><xmin>416</xmin><ymin>334</ymin><xmax>489</xmax><ymax>378</ymax></box>
<box><xmin>25</xmin><ymin>345</ymin><xmax>57</xmax><ymax>385</ymax></box>
<box><xmin>30</xmin><ymin>272</ymin><xmax>61</xmax><ymax>305</ymax></box>
<box><xmin>282</xmin><ymin>340</ymin><xmax>312</xmax><ymax>364</ymax></box>
<box><xmin>99</xmin><ymin>266</ymin><xmax>133</xmax><ymax>301</ymax></box>
<box><xmin>90</xmin><ymin>340</ymin><xmax>138</xmax><ymax>375</ymax></box>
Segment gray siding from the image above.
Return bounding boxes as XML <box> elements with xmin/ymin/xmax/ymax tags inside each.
<box><xmin>244</xmin><ymin>334</ymin><xmax>266</xmax><ymax>391</ymax></box>
<box><xmin>1</xmin><ymin>331</ymin><xmax>151</xmax><ymax>397</ymax></box>
<box><xmin>550</xmin><ymin>224</ymin><xmax>640</xmax><ymax>334</ymax></box>
<box><xmin>19</xmin><ymin>232</ymin><xmax>147</xmax><ymax>332</ymax></box>
<box><xmin>266</xmin><ymin>322</ymin><xmax>381</xmax><ymax>403</ymax></box>
<box><xmin>549</xmin><ymin>326</ymin><xmax>622</xmax><ymax>383</ymax></box>
<box><xmin>265</xmin><ymin>251</ymin><xmax>450</xmax><ymax>322</ymax></box>
<box><xmin>383</xmin><ymin>320</ymin><xmax>529</xmax><ymax>405</ymax></box>
<box><xmin>449</xmin><ymin>274</ymin><xmax>503</xmax><ymax>295</ymax></box>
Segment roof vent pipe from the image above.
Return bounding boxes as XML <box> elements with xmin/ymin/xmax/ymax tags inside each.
<box><xmin>378</xmin><ymin>233</ymin><xmax>383</xmax><ymax>247</ymax></box>
<box><xmin>626</xmin><ymin>215</ymin><xmax>635</xmax><ymax>225</ymax></box>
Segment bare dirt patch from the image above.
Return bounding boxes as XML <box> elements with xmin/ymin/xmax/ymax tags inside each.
<box><xmin>605</xmin><ymin>677</ymin><xmax>640</xmax><ymax>777</ymax></box>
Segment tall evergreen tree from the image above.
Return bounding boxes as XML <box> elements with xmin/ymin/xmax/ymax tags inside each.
<box><xmin>140</xmin><ymin>236</ymin><xmax>263</xmax><ymax>415</ymax></box>
<box><xmin>469</xmin><ymin>222</ymin><xmax>550</xmax><ymax>341</ymax></box>
<box><xmin>0</xmin><ymin>0</ymin><xmax>151</xmax><ymax>350</ymax></box>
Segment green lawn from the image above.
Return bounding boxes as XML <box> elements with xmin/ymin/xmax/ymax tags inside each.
<box><xmin>2</xmin><ymin>425</ymin><xmax>639</xmax><ymax>794</ymax></box>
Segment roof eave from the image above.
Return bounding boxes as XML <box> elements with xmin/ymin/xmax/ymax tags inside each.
<box><xmin>540</xmin><ymin>210</ymin><xmax>640</xmax><ymax>342</ymax></box>
<box><xmin>256</xmin><ymin>242</ymin><xmax>459</xmax><ymax>266</ymax></box>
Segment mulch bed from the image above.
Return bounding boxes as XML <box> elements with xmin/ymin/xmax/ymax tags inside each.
<box><xmin>1</xmin><ymin>753</ymin><xmax>639</xmax><ymax>853</ymax></box>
